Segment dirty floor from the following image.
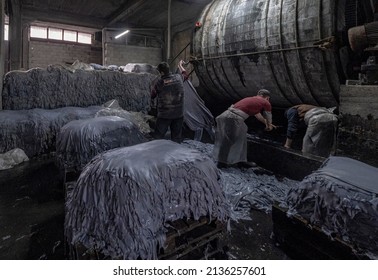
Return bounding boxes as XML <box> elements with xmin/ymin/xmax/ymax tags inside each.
<box><xmin>0</xmin><ymin>149</ymin><xmax>290</xmax><ymax>260</ymax></box>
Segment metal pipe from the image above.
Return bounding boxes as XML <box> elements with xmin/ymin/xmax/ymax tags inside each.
<box><xmin>169</xmin><ymin>42</ymin><xmax>191</xmax><ymax>65</ymax></box>
<box><xmin>0</xmin><ymin>0</ymin><xmax>4</xmax><ymax>109</ymax></box>
<box><xmin>102</xmin><ymin>28</ymin><xmax>106</xmax><ymax>66</ymax></box>
<box><xmin>9</xmin><ymin>0</ymin><xmax>22</xmax><ymax>70</ymax></box>
<box><xmin>167</xmin><ymin>0</ymin><xmax>171</xmax><ymax>61</ymax></box>
<box><xmin>194</xmin><ymin>45</ymin><xmax>327</xmax><ymax>61</ymax></box>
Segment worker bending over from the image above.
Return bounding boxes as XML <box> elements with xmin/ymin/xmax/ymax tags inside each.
<box><xmin>214</xmin><ymin>89</ymin><xmax>275</xmax><ymax>168</ymax></box>
<box><xmin>284</xmin><ymin>104</ymin><xmax>338</xmax><ymax>157</ymax></box>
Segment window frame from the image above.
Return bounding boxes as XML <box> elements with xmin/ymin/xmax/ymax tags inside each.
<box><xmin>47</xmin><ymin>27</ymin><xmax>63</xmax><ymax>41</ymax></box>
<box><xmin>29</xmin><ymin>25</ymin><xmax>92</xmax><ymax>45</ymax></box>
<box><xmin>30</xmin><ymin>26</ymin><xmax>48</xmax><ymax>39</ymax></box>
<box><xmin>4</xmin><ymin>24</ymin><xmax>9</xmax><ymax>41</ymax></box>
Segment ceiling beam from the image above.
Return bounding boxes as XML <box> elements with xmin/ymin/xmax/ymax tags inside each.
<box><xmin>105</xmin><ymin>0</ymin><xmax>148</xmax><ymax>27</ymax></box>
<box><xmin>22</xmin><ymin>7</ymin><xmax>106</xmax><ymax>29</ymax></box>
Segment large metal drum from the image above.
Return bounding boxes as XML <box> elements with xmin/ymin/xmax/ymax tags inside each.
<box><xmin>192</xmin><ymin>0</ymin><xmax>373</xmax><ymax>108</ymax></box>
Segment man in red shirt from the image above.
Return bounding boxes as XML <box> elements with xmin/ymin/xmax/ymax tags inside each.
<box><xmin>213</xmin><ymin>89</ymin><xmax>275</xmax><ymax>168</ymax></box>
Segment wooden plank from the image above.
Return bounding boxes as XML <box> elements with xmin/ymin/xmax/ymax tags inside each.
<box><xmin>160</xmin><ymin>220</ymin><xmax>224</xmax><ymax>259</ymax></box>
<box><xmin>69</xmin><ymin>218</ymin><xmax>225</xmax><ymax>260</ymax></box>
<box><xmin>166</xmin><ymin>217</ymin><xmax>209</xmax><ymax>240</ymax></box>
<box><xmin>160</xmin><ymin>233</ymin><xmax>222</xmax><ymax>260</ymax></box>
<box><xmin>166</xmin><ymin>219</ymin><xmax>188</xmax><ymax>239</ymax></box>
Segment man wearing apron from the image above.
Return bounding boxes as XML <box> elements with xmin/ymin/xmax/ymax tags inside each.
<box><xmin>213</xmin><ymin>89</ymin><xmax>274</xmax><ymax>168</ymax></box>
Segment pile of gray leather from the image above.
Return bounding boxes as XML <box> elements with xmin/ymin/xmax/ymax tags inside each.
<box><xmin>183</xmin><ymin>140</ymin><xmax>297</xmax><ymax>217</ymax></box>
<box><xmin>0</xmin><ymin>102</ymin><xmax>152</xmax><ymax>159</ymax></box>
<box><xmin>65</xmin><ymin>140</ymin><xmax>230</xmax><ymax>259</ymax></box>
<box><xmin>284</xmin><ymin>156</ymin><xmax>378</xmax><ymax>259</ymax></box>
<box><xmin>2</xmin><ymin>65</ymin><xmax>155</xmax><ymax>112</ymax></box>
<box><xmin>0</xmin><ymin>106</ymin><xmax>101</xmax><ymax>157</ymax></box>
<box><xmin>56</xmin><ymin>116</ymin><xmax>147</xmax><ymax>171</ymax></box>
<box><xmin>121</xmin><ymin>63</ymin><xmax>159</xmax><ymax>75</ymax></box>
<box><xmin>183</xmin><ymin>79</ymin><xmax>215</xmax><ymax>140</ymax></box>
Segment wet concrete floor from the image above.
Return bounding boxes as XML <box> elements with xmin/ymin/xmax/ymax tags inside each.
<box><xmin>0</xmin><ymin>157</ymin><xmax>64</xmax><ymax>259</ymax></box>
<box><xmin>0</xmin><ymin>154</ymin><xmax>289</xmax><ymax>260</ymax></box>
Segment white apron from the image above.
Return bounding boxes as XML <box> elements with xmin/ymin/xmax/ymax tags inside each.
<box><xmin>213</xmin><ymin>106</ymin><xmax>249</xmax><ymax>164</ymax></box>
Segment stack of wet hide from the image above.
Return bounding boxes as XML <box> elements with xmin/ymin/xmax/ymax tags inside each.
<box><xmin>0</xmin><ymin>106</ymin><xmax>101</xmax><ymax>158</ymax></box>
<box><xmin>183</xmin><ymin>79</ymin><xmax>215</xmax><ymax>141</ymax></box>
<box><xmin>0</xmin><ymin>104</ymin><xmax>152</xmax><ymax>160</ymax></box>
<box><xmin>65</xmin><ymin>140</ymin><xmax>230</xmax><ymax>259</ymax></box>
<box><xmin>95</xmin><ymin>99</ymin><xmax>153</xmax><ymax>135</ymax></box>
<box><xmin>56</xmin><ymin>116</ymin><xmax>146</xmax><ymax>171</ymax></box>
<box><xmin>2</xmin><ymin>65</ymin><xmax>155</xmax><ymax>112</ymax></box>
<box><xmin>120</xmin><ymin>63</ymin><xmax>160</xmax><ymax>75</ymax></box>
<box><xmin>284</xmin><ymin>156</ymin><xmax>378</xmax><ymax>259</ymax></box>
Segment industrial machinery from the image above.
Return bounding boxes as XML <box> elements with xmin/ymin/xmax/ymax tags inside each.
<box><xmin>192</xmin><ymin>0</ymin><xmax>377</xmax><ymax>108</ymax></box>
<box><xmin>192</xmin><ymin>0</ymin><xmax>378</xmax><ymax>167</ymax></box>
<box><xmin>191</xmin><ymin>0</ymin><xmax>378</xmax><ymax>260</ymax></box>
<box><xmin>348</xmin><ymin>20</ymin><xmax>378</xmax><ymax>84</ymax></box>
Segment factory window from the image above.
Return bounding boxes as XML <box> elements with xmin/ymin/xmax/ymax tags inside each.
<box><xmin>63</xmin><ymin>30</ymin><xmax>77</xmax><ymax>42</ymax></box>
<box><xmin>30</xmin><ymin>25</ymin><xmax>92</xmax><ymax>45</ymax></box>
<box><xmin>78</xmin><ymin>32</ymin><xmax>91</xmax><ymax>44</ymax></box>
<box><xmin>30</xmin><ymin>26</ymin><xmax>48</xmax><ymax>39</ymax></box>
<box><xmin>4</xmin><ymin>24</ymin><xmax>8</xmax><ymax>40</ymax></box>
<box><xmin>48</xmin><ymin>28</ymin><xmax>63</xmax><ymax>40</ymax></box>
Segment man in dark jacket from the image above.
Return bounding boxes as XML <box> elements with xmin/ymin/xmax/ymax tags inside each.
<box><xmin>151</xmin><ymin>60</ymin><xmax>187</xmax><ymax>143</ymax></box>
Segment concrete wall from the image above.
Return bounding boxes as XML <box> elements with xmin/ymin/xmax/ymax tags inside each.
<box><xmin>337</xmin><ymin>85</ymin><xmax>378</xmax><ymax>167</ymax></box>
<box><xmin>29</xmin><ymin>40</ymin><xmax>102</xmax><ymax>68</ymax></box>
<box><xmin>103</xmin><ymin>30</ymin><xmax>163</xmax><ymax>67</ymax></box>
<box><xmin>4</xmin><ymin>40</ymin><xmax>8</xmax><ymax>71</ymax></box>
<box><xmin>171</xmin><ymin>28</ymin><xmax>200</xmax><ymax>87</ymax></box>
<box><xmin>104</xmin><ymin>43</ymin><xmax>162</xmax><ymax>66</ymax></box>
<box><xmin>171</xmin><ymin>29</ymin><xmax>192</xmax><ymax>65</ymax></box>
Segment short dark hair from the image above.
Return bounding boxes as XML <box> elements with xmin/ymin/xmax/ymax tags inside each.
<box><xmin>257</xmin><ymin>89</ymin><xmax>271</xmax><ymax>98</ymax></box>
<box><xmin>157</xmin><ymin>62</ymin><xmax>170</xmax><ymax>75</ymax></box>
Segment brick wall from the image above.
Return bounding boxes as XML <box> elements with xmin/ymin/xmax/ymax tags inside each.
<box><xmin>337</xmin><ymin>85</ymin><xmax>378</xmax><ymax>167</ymax></box>
<box><xmin>29</xmin><ymin>40</ymin><xmax>102</xmax><ymax>68</ymax></box>
<box><xmin>104</xmin><ymin>43</ymin><xmax>162</xmax><ymax>67</ymax></box>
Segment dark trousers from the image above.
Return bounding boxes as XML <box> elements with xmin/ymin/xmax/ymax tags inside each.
<box><xmin>154</xmin><ymin>117</ymin><xmax>184</xmax><ymax>143</ymax></box>
<box><xmin>285</xmin><ymin>107</ymin><xmax>307</xmax><ymax>141</ymax></box>
<box><xmin>285</xmin><ymin>107</ymin><xmax>300</xmax><ymax>139</ymax></box>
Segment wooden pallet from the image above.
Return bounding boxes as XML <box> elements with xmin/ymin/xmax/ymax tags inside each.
<box><xmin>159</xmin><ymin>217</ymin><xmax>224</xmax><ymax>260</ymax></box>
<box><xmin>62</xmin><ymin>167</ymin><xmax>81</xmax><ymax>185</ymax></box>
<box><xmin>272</xmin><ymin>204</ymin><xmax>368</xmax><ymax>260</ymax></box>
<box><xmin>68</xmin><ymin>216</ymin><xmax>225</xmax><ymax>260</ymax></box>
<box><xmin>62</xmin><ymin>167</ymin><xmax>82</xmax><ymax>202</ymax></box>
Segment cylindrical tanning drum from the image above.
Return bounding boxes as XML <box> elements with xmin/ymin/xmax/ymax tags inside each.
<box><xmin>192</xmin><ymin>0</ymin><xmax>375</xmax><ymax>108</ymax></box>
